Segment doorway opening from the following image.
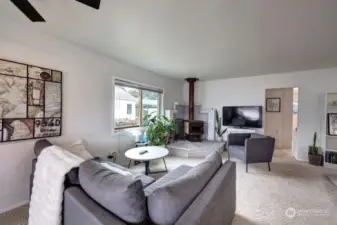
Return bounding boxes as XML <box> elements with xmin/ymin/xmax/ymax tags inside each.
<box><xmin>264</xmin><ymin>87</ymin><xmax>299</xmax><ymax>157</ymax></box>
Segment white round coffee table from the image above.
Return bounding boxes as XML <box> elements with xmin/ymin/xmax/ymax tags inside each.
<box><xmin>125</xmin><ymin>146</ymin><xmax>169</xmax><ymax>175</ymax></box>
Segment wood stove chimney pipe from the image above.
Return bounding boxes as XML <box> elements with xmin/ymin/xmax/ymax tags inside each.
<box><xmin>185</xmin><ymin>78</ymin><xmax>199</xmax><ymax>120</ymax></box>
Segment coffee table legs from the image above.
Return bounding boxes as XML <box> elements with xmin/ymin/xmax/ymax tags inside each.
<box><xmin>145</xmin><ymin>161</ymin><xmax>150</xmax><ymax>175</ymax></box>
<box><xmin>128</xmin><ymin>158</ymin><xmax>168</xmax><ymax>175</ymax></box>
<box><xmin>144</xmin><ymin>158</ymin><xmax>167</xmax><ymax>175</ymax></box>
<box><xmin>163</xmin><ymin>158</ymin><xmax>168</xmax><ymax>171</ymax></box>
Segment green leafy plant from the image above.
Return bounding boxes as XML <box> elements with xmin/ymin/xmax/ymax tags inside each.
<box><xmin>309</xmin><ymin>132</ymin><xmax>319</xmax><ymax>155</ymax></box>
<box><xmin>143</xmin><ymin>113</ymin><xmax>176</xmax><ymax>146</ymax></box>
<box><xmin>215</xmin><ymin>109</ymin><xmax>227</xmax><ymax>138</ymax></box>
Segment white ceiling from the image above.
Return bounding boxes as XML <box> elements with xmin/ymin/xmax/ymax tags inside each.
<box><xmin>1</xmin><ymin>0</ymin><xmax>337</xmax><ymax>80</ymax></box>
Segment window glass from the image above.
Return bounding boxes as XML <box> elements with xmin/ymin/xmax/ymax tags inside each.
<box><xmin>127</xmin><ymin>104</ymin><xmax>132</xmax><ymax>115</ymax></box>
<box><xmin>142</xmin><ymin>90</ymin><xmax>160</xmax><ymax>124</ymax></box>
<box><xmin>115</xmin><ymin>86</ymin><xmax>140</xmax><ymax>129</ymax></box>
<box><xmin>114</xmin><ymin>84</ymin><xmax>162</xmax><ymax>129</ymax></box>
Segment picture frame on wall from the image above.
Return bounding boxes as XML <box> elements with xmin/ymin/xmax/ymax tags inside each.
<box><xmin>0</xmin><ymin>58</ymin><xmax>62</xmax><ymax>142</ymax></box>
<box><xmin>266</xmin><ymin>98</ymin><xmax>281</xmax><ymax>112</ymax></box>
<box><xmin>327</xmin><ymin>113</ymin><xmax>337</xmax><ymax>136</ymax></box>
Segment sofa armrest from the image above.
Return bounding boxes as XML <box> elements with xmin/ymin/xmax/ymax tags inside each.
<box><xmin>245</xmin><ymin>137</ymin><xmax>275</xmax><ymax>163</ymax></box>
<box><xmin>64</xmin><ymin>187</ymin><xmax>127</xmax><ymax>225</ymax></box>
<box><xmin>227</xmin><ymin>133</ymin><xmax>251</xmax><ymax>146</ymax></box>
<box><xmin>175</xmin><ymin>161</ymin><xmax>236</xmax><ymax>225</ymax></box>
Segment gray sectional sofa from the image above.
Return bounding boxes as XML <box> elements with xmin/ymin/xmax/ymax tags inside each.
<box><xmin>31</xmin><ymin>140</ymin><xmax>236</xmax><ymax>225</ymax></box>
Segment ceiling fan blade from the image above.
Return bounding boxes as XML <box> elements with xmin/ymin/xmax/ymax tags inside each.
<box><xmin>10</xmin><ymin>0</ymin><xmax>45</xmax><ymax>22</ymax></box>
<box><xmin>76</xmin><ymin>0</ymin><xmax>101</xmax><ymax>10</ymax></box>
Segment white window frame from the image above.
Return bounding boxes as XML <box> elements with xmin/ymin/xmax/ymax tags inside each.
<box><xmin>113</xmin><ymin>78</ymin><xmax>164</xmax><ymax>131</ymax></box>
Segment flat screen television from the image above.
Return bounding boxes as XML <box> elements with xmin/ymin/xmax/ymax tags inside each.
<box><xmin>222</xmin><ymin>106</ymin><xmax>263</xmax><ymax>128</ymax></box>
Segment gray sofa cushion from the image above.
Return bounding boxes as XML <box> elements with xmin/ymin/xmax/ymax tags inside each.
<box><xmin>79</xmin><ymin>160</ymin><xmax>147</xmax><ymax>224</ymax></box>
<box><xmin>64</xmin><ymin>187</ymin><xmax>127</xmax><ymax>225</ymax></box>
<box><xmin>250</xmin><ymin>133</ymin><xmax>265</xmax><ymax>139</ymax></box>
<box><xmin>144</xmin><ymin>165</ymin><xmax>192</xmax><ymax>196</ymax></box>
<box><xmin>175</xmin><ymin>161</ymin><xmax>236</xmax><ymax>225</ymax></box>
<box><xmin>227</xmin><ymin>133</ymin><xmax>251</xmax><ymax>146</ymax></box>
<box><xmin>97</xmin><ymin>160</ymin><xmax>155</xmax><ymax>188</ymax></box>
<box><xmin>34</xmin><ymin>139</ymin><xmax>52</xmax><ymax>157</ymax></box>
<box><xmin>147</xmin><ymin>151</ymin><xmax>222</xmax><ymax>225</ymax></box>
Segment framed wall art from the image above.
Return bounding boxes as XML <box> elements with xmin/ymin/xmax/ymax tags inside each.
<box><xmin>327</xmin><ymin>113</ymin><xmax>337</xmax><ymax>136</ymax></box>
<box><xmin>0</xmin><ymin>59</ymin><xmax>62</xmax><ymax>142</ymax></box>
<box><xmin>266</xmin><ymin>98</ymin><xmax>281</xmax><ymax>112</ymax></box>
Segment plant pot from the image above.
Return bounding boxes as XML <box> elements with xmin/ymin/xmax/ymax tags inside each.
<box><xmin>216</xmin><ymin>136</ymin><xmax>223</xmax><ymax>142</ymax></box>
<box><xmin>331</xmin><ymin>155</ymin><xmax>337</xmax><ymax>164</ymax></box>
<box><xmin>308</xmin><ymin>154</ymin><xmax>323</xmax><ymax>166</ymax></box>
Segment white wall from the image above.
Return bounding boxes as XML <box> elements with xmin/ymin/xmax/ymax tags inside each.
<box><xmin>0</xmin><ymin>20</ymin><xmax>183</xmax><ymax>213</ymax></box>
<box><xmin>183</xmin><ymin>68</ymin><xmax>337</xmax><ymax>161</ymax></box>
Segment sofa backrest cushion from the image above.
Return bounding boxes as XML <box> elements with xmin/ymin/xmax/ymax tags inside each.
<box><xmin>147</xmin><ymin>151</ymin><xmax>222</xmax><ymax>225</ymax></box>
<box><xmin>79</xmin><ymin>160</ymin><xmax>147</xmax><ymax>224</ymax></box>
<box><xmin>175</xmin><ymin>161</ymin><xmax>236</xmax><ymax>225</ymax></box>
<box><xmin>228</xmin><ymin>133</ymin><xmax>251</xmax><ymax>146</ymax></box>
<box><xmin>34</xmin><ymin>139</ymin><xmax>52</xmax><ymax>157</ymax></box>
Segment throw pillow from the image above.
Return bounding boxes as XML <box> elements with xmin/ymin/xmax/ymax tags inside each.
<box><xmin>66</xmin><ymin>140</ymin><xmax>93</xmax><ymax>160</ymax></box>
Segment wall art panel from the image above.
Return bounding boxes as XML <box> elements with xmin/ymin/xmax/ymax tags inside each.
<box><xmin>0</xmin><ymin>59</ymin><xmax>62</xmax><ymax>142</ymax></box>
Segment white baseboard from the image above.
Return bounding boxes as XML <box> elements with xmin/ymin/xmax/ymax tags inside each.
<box><xmin>296</xmin><ymin>157</ymin><xmax>309</xmax><ymax>162</ymax></box>
<box><xmin>0</xmin><ymin>200</ymin><xmax>29</xmax><ymax>214</ymax></box>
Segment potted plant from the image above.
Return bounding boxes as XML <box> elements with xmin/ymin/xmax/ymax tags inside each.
<box><xmin>308</xmin><ymin>132</ymin><xmax>323</xmax><ymax>166</ymax></box>
<box><xmin>143</xmin><ymin>113</ymin><xmax>176</xmax><ymax>146</ymax></box>
<box><xmin>215</xmin><ymin>109</ymin><xmax>227</xmax><ymax>141</ymax></box>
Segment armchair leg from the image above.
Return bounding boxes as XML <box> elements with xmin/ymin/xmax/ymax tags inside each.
<box><xmin>268</xmin><ymin>162</ymin><xmax>271</xmax><ymax>172</ymax></box>
<box><xmin>246</xmin><ymin>163</ymin><xmax>248</xmax><ymax>173</ymax></box>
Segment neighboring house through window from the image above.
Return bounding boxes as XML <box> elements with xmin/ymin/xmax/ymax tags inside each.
<box><xmin>127</xmin><ymin>104</ymin><xmax>132</xmax><ymax>115</ymax></box>
<box><xmin>114</xmin><ymin>79</ymin><xmax>163</xmax><ymax>130</ymax></box>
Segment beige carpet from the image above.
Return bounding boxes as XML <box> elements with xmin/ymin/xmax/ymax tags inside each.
<box><xmin>2</xmin><ymin>150</ymin><xmax>337</xmax><ymax>225</ymax></box>
<box><xmin>0</xmin><ymin>204</ymin><xmax>28</xmax><ymax>225</ymax></box>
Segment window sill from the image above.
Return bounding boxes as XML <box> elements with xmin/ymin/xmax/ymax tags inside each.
<box><xmin>115</xmin><ymin>125</ymin><xmax>140</xmax><ymax>130</ymax></box>
<box><xmin>112</xmin><ymin>126</ymin><xmax>145</xmax><ymax>136</ymax></box>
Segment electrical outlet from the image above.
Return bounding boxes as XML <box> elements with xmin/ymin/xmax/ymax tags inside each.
<box><xmin>107</xmin><ymin>152</ymin><xmax>117</xmax><ymax>162</ymax></box>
